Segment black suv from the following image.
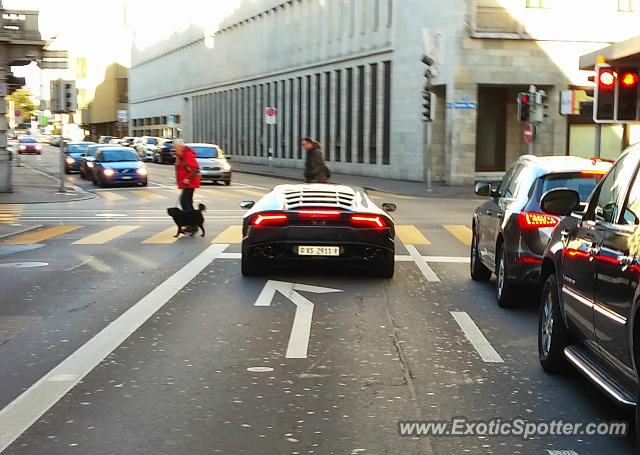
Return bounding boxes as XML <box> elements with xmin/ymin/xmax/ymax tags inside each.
<box><xmin>471</xmin><ymin>155</ymin><xmax>610</xmax><ymax>307</ymax></box>
<box><xmin>538</xmin><ymin>145</ymin><xmax>640</xmax><ymax>434</ymax></box>
<box><xmin>153</xmin><ymin>139</ymin><xmax>175</xmax><ymax>164</ymax></box>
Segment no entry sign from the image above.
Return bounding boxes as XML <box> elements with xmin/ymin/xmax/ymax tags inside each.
<box><xmin>523</xmin><ymin>123</ymin><xmax>535</xmax><ymax>143</ymax></box>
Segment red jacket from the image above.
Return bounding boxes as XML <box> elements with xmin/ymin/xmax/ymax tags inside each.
<box><xmin>175</xmin><ymin>147</ymin><xmax>201</xmax><ymax>189</ymax></box>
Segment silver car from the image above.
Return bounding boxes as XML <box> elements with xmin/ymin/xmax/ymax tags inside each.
<box><xmin>187</xmin><ymin>143</ymin><xmax>231</xmax><ymax>185</ymax></box>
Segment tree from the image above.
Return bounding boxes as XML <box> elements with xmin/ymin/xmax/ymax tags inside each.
<box><xmin>6</xmin><ymin>89</ymin><xmax>36</xmax><ymax>121</ymax></box>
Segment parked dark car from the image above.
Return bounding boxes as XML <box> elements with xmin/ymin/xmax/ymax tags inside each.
<box><xmin>471</xmin><ymin>155</ymin><xmax>612</xmax><ymax>307</ymax></box>
<box><xmin>153</xmin><ymin>139</ymin><xmax>175</xmax><ymax>164</ymax></box>
<box><xmin>240</xmin><ymin>184</ymin><xmax>396</xmax><ymax>277</ymax></box>
<box><xmin>64</xmin><ymin>141</ymin><xmax>95</xmax><ymax>173</ymax></box>
<box><xmin>92</xmin><ymin>147</ymin><xmax>148</xmax><ymax>187</ymax></box>
<box><xmin>17</xmin><ymin>137</ymin><xmax>42</xmax><ymax>155</ymax></box>
<box><xmin>537</xmin><ymin>145</ymin><xmax>640</xmax><ymax>438</ymax></box>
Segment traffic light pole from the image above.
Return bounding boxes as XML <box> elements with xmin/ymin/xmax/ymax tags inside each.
<box><xmin>594</xmin><ymin>124</ymin><xmax>602</xmax><ymax>158</ymax></box>
<box><xmin>424</xmin><ymin>120</ymin><xmax>433</xmax><ymax>193</ymax></box>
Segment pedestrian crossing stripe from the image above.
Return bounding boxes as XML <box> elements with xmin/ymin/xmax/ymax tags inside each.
<box><xmin>97</xmin><ymin>191</ymin><xmax>127</xmax><ymax>201</ymax></box>
<box><xmin>232</xmin><ymin>188</ymin><xmax>266</xmax><ymax>198</ymax></box>
<box><xmin>142</xmin><ymin>227</ymin><xmax>179</xmax><ymax>244</ymax></box>
<box><xmin>211</xmin><ymin>225</ymin><xmax>243</xmax><ymax>244</ymax></box>
<box><xmin>2</xmin><ymin>225</ymin><xmax>81</xmax><ymax>244</ymax></box>
<box><xmin>367</xmin><ymin>191</ymin><xmax>415</xmax><ymax>201</ymax></box>
<box><xmin>134</xmin><ymin>190</ymin><xmax>167</xmax><ymax>200</ymax></box>
<box><xmin>0</xmin><ymin>204</ymin><xmax>24</xmax><ymax>224</ymax></box>
<box><xmin>73</xmin><ymin>226</ymin><xmax>141</xmax><ymax>245</ymax></box>
<box><xmin>395</xmin><ymin>225</ymin><xmax>431</xmax><ymax>245</ymax></box>
<box><xmin>443</xmin><ymin>225</ymin><xmax>472</xmax><ymax>246</ymax></box>
<box><xmin>202</xmin><ymin>189</ymin><xmax>243</xmax><ymax>200</ymax></box>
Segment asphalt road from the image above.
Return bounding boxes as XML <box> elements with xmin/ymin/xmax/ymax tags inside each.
<box><xmin>0</xmin><ymin>145</ymin><xmax>634</xmax><ymax>454</ymax></box>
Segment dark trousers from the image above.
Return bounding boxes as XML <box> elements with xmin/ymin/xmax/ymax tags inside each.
<box><xmin>180</xmin><ymin>188</ymin><xmax>195</xmax><ymax>212</ymax></box>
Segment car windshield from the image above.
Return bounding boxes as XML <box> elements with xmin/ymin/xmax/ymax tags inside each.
<box><xmin>192</xmin><ymin>146</ymin><xmax>221</xmax><ymax>159</ymax></box>
<box><xmin>147</xmin><ymin>138</ymin><xmax>158</xmax><ymax>145</ymax></box>
<box><xmin>20</xmin><ymin>137</ymin><xmax>37</xmax><ymax>143</ymax></box>
<box><xmin>67</xmin><ymin>144</ymin><xmax>90</xmax><ymax>154</ymax></box>
<box><xmin>536</xmin><ymin>173</ymin><xmax>604</xmax><ymax>202</ymax></box>
<box><xmin>101</xmin><ymin>150</ymin><xmax>139</xmax><ymax>162</ymax></box>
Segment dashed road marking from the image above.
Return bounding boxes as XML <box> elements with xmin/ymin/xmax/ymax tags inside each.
<box><xmin>212</xmin><ymin>225</ymin><xmax>243</xmax><ymax>244</ymax></box>
<box><xmin>444</xmin><ymin>225</ymin><xmax>472</xmax><ymax>246</ymax></box>
<box><xmin>142</xmin><ymin>227</ymin><xmax>179</xmax><ymax>244</ymax></box>
<box><xmin>451</xmin><ymin>311</ymin><xmax>504</xmax><ymax>363</ymax></box>
<box><xmin>97</xmin><ymin>191</ymin><xmax>126</xmax><ymax>201</ymax></box>
<box><xmin>1</xmin><ymin>226</ymin><xmax>81</xmax><ymax>245</ymax></box>
<box><xmin>73</xmin><ymin>226</ymin><xmax>141</xmax><ymax>245</ymax></box>
<box><xmin>396</xmin><ymin>225</ymin><xmax>431</xmax><ymax>245</ymax></box>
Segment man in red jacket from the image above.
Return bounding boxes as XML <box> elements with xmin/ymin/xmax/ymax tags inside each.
<box><xmin>174</xmin><ymin>140</ymin><xmax>201</xmax><ymax>212</ymax></box>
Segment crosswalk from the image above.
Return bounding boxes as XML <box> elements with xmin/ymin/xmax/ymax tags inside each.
<box><xmin>0</xmin><ymin>204</ymin><xmax>24</xmax><ymax>224</ymax></box>
<box><xmin>1</xmin><ymin>223</ymin><xmax>472</xmax><ymax>248</ymax></box>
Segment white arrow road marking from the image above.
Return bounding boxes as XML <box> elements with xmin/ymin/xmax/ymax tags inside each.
<box><xmin>0</xmin><ymin>243</ymin><xmax>229</xmax><ymax>453</ymax></box>
<box><xmin>255</xmin><ymin>280</ymin><xmax>342</xmax><ymax>358</ymax></box>
<box><xmin>451</xmin><ymin>311</ymin><xmax>504</xmax><ymax>363</ymax></box>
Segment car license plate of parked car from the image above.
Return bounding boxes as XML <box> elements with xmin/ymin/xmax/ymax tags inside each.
<box><xmin>297</xmin><ymin>246</ymin><xmax>340</xmax><ymax>256</ymax></box>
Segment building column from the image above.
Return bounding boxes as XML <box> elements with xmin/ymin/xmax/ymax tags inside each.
<box><xmin>444</xmin><ymin>84</ymin><xmax>478</xmax><ymax>185</ymax></box>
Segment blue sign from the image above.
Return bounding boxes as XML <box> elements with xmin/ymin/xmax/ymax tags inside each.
<box><xmin>447</xmin><ymin>101</ymin><xmax>477</xmax><ymax>110</ymax></box>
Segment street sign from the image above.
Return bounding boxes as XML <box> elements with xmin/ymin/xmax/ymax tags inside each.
<box><xmin>254</xmin><ymin>280</ymin><xmax>342</xmax><ymax>358</ymax></box>
<box><xmin>523</xmin><ymin>123</ymin><xmax>535</xmax><ymax>143</ymax></box>
<box><xmin>117</xmin><ymin>110</ymin><xmax>128</xmax><ymax>123</ymax></box>
<box><xmin>264</xmin><ymin>106</ymin><xmax>278</xmax><ymax>125</ymax></box>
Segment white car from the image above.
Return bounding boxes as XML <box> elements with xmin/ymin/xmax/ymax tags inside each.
<box><xmin>134</xmin><ymin>136</ymin><xmax>159</xmax><ymax>161</ymax></box>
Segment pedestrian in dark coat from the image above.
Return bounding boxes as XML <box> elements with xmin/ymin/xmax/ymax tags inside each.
<box><xmin>302</xmin><ymin>138</ymin><xmax>330</xmax><ymax>183</ymax></box>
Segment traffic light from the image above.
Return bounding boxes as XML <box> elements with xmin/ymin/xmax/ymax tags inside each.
<box><xmin>517</xmin><ymin>92</ymin><xmax>531</xmax><ymax>122</ymax></box>
<box><xmin>421</xmin><ymin>54</ymin><xmax>434</xmax><ymax>122</ymax></box>
<box><xmin>594</xmin><ymin>64</ymin><xmax>616</xmax><ymax>122</ymax></box>
<box><xmin>617</xmin><ymin>68</ymin><xmax>638</xmax><ymax>121</ymax></box>
<box><xmin>422</xmin><ymin>90</ymin><xmax>433</xmax><ymax>122</ymax></box>
<box><xmin>63</xmin><ymin>81</ymin><xmax>77</xmax><ymax>112</ymax></box>
<box><xmin>7</xmin><ymin>73</ymin><xmax>25</xmax><ymax>95</ymax></box>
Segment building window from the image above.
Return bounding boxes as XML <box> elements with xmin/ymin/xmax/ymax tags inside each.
<box><xmin>349</xmin><ymin>0</ymin><xmax>355</xmax><ymax>36</ymax></box>
<box><xmin>387</xmin><ymin>0</ymin><xmax>393</xmax><ymax>27</ymax></box>
<box><xmin>619</xmin><ymin>0</ymin><xmax>636</xmax><ymax>11</ymax></box>
<box><xmin>346</xmin><ymin>68</ymin><xmax>354</xmax><ymax>163</ymax></box>
<box><xmin>335</xmin><ymin>70</ymin><xmax>342</xmax><ymax>162</ymax></box>
<box><xmin>324</xmin><ymin>72</ymin><xmax>332</xmax><ymax>162</ymax></box>
<box><xmin>369</xmin><ymin>63</ymin><xmax>378</xmax><ymax>164</ymax></box>
<box><xmin>382</xmin><ymin>61</ymin><xmax>391</xmax><ymax>165</ymax></box>
<box><xmin>357</xmin><ymin>66</ymin><xmax>365</xmax><ymax>164</ymax></box>
<box><xmin>373</xmin><ymin>0</ymin><xmax>380</xmax><ymax>30</ymax></box>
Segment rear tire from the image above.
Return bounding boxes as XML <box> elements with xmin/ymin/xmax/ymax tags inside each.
<box><xmin>470</xmin><ymin>226</ymin><xmax>492</xmax><ymax>282</ymax></box>
<box><xmin>496</xmin><ymin>243</ymin><xmax>517</xmax><ymax>308</ymax></box>
<box><xmin>538</xmin><ymin>274</ymin><xmax>569</xmax><ymax>373</ymax></box>
<box><xmin>224</xmin><ymin>179</ymin><xmax>231</xmax><ymax>186</ymax></box>
<box><xmin>241</xmin><ymin>255</ymin><xmax>261</xmax><ymax>276</ymax></box>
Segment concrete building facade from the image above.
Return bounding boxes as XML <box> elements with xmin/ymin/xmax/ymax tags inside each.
<box><xmin>129</xmin><ymin>0</ymin><xmax>640</xmax><ymax>184</ymax></box>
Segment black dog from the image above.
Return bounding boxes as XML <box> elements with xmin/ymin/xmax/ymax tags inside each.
<box><xmin>167</xmin><ymin>203</ymin><xmax>206</xmax><ymax>237</ymax></box>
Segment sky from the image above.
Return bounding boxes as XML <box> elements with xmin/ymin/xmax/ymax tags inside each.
<box><xmin>8</xmin><ymin>0</ymin><xmax>243</xmax><ymax>100</ymax></box>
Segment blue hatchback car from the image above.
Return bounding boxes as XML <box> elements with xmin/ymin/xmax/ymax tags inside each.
<box><xmin>64</xmin><ymin>142</ymin><xmax>95</xmax><ymax>174</ymax></box>
<box><xmin>93</xmin><ymin>147</ymin><xmax>148</xmax><ymax>187</ymax></box>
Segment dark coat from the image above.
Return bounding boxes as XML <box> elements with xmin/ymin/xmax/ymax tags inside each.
<box><xmin>304</xmin><ymin>146</ymin><xmax>330</xmax><ymax>183</ymax></box>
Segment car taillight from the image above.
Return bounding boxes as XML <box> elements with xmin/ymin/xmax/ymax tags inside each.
<box><xmin>518</xmin><ymin>212</ymin><xmax>559</xmax><ymax>231</ymax></box>
<box><xmin>350</xmin><ymin>214</ymin><xmax>386</xmax><ymax>229</ymax></box>
<box><xmin>252</xmin><ymin>213</ymin><xmax>288</xmax><ymax>226</ymax></box>
<box><xmin>298</xmin><ymin>209</ymin><xmax>342</xmax><ymax>219</ymax></box>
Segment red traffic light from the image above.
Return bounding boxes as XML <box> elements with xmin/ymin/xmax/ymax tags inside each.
<box><xmin>621</xmin><ymin>71</ymin><xmax>639</xmax><ymax>87</ymax></box>
<box><xmin>598</xmin><ymin>69</ymin><xmax>616</xmax><ymax>88</ymax></box>
<box><xmin>521</xmin><ymin>94</ymin><xmax>529</xmax><ymax>103</ymax></box>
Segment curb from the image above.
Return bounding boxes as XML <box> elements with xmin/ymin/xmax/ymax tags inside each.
<box><xmin>2</xmin><ymin>164</ymin><xmax>96</xmax><ymax>204</ymax></box>
<box><xmin>0</xmin><ymin>224</ymin><xmax>43</xmax><ymax>241</ymax></box>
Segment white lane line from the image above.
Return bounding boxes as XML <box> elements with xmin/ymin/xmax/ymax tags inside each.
<box><xmin>0</xmin><ymin>243</ymin><xmax>229</xmax><ymax>453</ymax></box>
<box><xmin>405</xmin><ymin>244</ymin><xmax>440</xmax><ymax>282</ymax></box>
<box><xmin>451</xmin><ymin>311</ymin><xmax>504</xmax><ymax>363</ymax></box>
<box><xmin>424</xmin><ymin>256</ymin><xmax>470</xmax><ymax>264</ymax></box>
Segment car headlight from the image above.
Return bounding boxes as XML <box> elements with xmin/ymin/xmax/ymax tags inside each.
<box><xmin>103</xmin><ymin>168</ymin><xmax>115</xmax><ymax>177</ymax></box>
<box><xmin>35</xmin><ymin>145</ymin><xmax>42</xmax><ymax>150</ymax></box>
<box><xmin>222</xmin><ymin>162</ymin><xmax>231</xmax><ymax>172</ymax></box>
<box><xmin>18</xmin><ymin>145</ymin><xmax>26</xmax><ymax>151</ymax></box>
<box><xmin>137</xmin><ymin>167</ymin><xmax>148</xmax><ymax>176</ymax></box>
<box><xmin>87</xmin><ymin>161</ymin><xmax>94</xmax><ymax>168</ymax></box>
<box><xmin>65</xmin><ymin>156</ymin><xmax>76</xmax><ymax>164</ymax></box>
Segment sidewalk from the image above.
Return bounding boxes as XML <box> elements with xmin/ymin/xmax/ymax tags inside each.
<box><xmin>232</xmin><ymin>161</ymin><xmax>479</xmax><ymax>199</ymax></box>
<box><xmin>0</xmin><ymin>164</ymin><xmax>93</xmax><ymax>205</ymax></box>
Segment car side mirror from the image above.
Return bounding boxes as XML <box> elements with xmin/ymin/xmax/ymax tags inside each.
<box><xmin>240</xmin><ymin>200</ymin><xmax>255</xmax><ymax>210</ymax></box>
<box><xmin>541</xmin><ymin>188</ymin><xmax>580</xmax><ymax>217</ymax></box>
<box><xmin>382</xmin><ymin>202</ymin><xmax>397</xmax><ymax>213</ymax></box>
<box><xmin>474</xmin><ymin>182</ymin><xmax>493</xmax><ymax>197</ymax></box>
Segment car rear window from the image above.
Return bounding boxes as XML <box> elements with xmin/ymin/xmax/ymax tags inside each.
<box><xmin>533</xmin><ymin>173</ymin><xmax>604</xmax><ymax>204</ymax></box>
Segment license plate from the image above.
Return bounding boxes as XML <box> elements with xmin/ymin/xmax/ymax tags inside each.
<box><xmin>121</xmin><ymin>176</ymin><xmax>133</xmax><ymax>180</ymax></box>
<box><xmin>297</xmin><ymin>246</ymin><xmax>340</xmax><ymax>256</ymax></box>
